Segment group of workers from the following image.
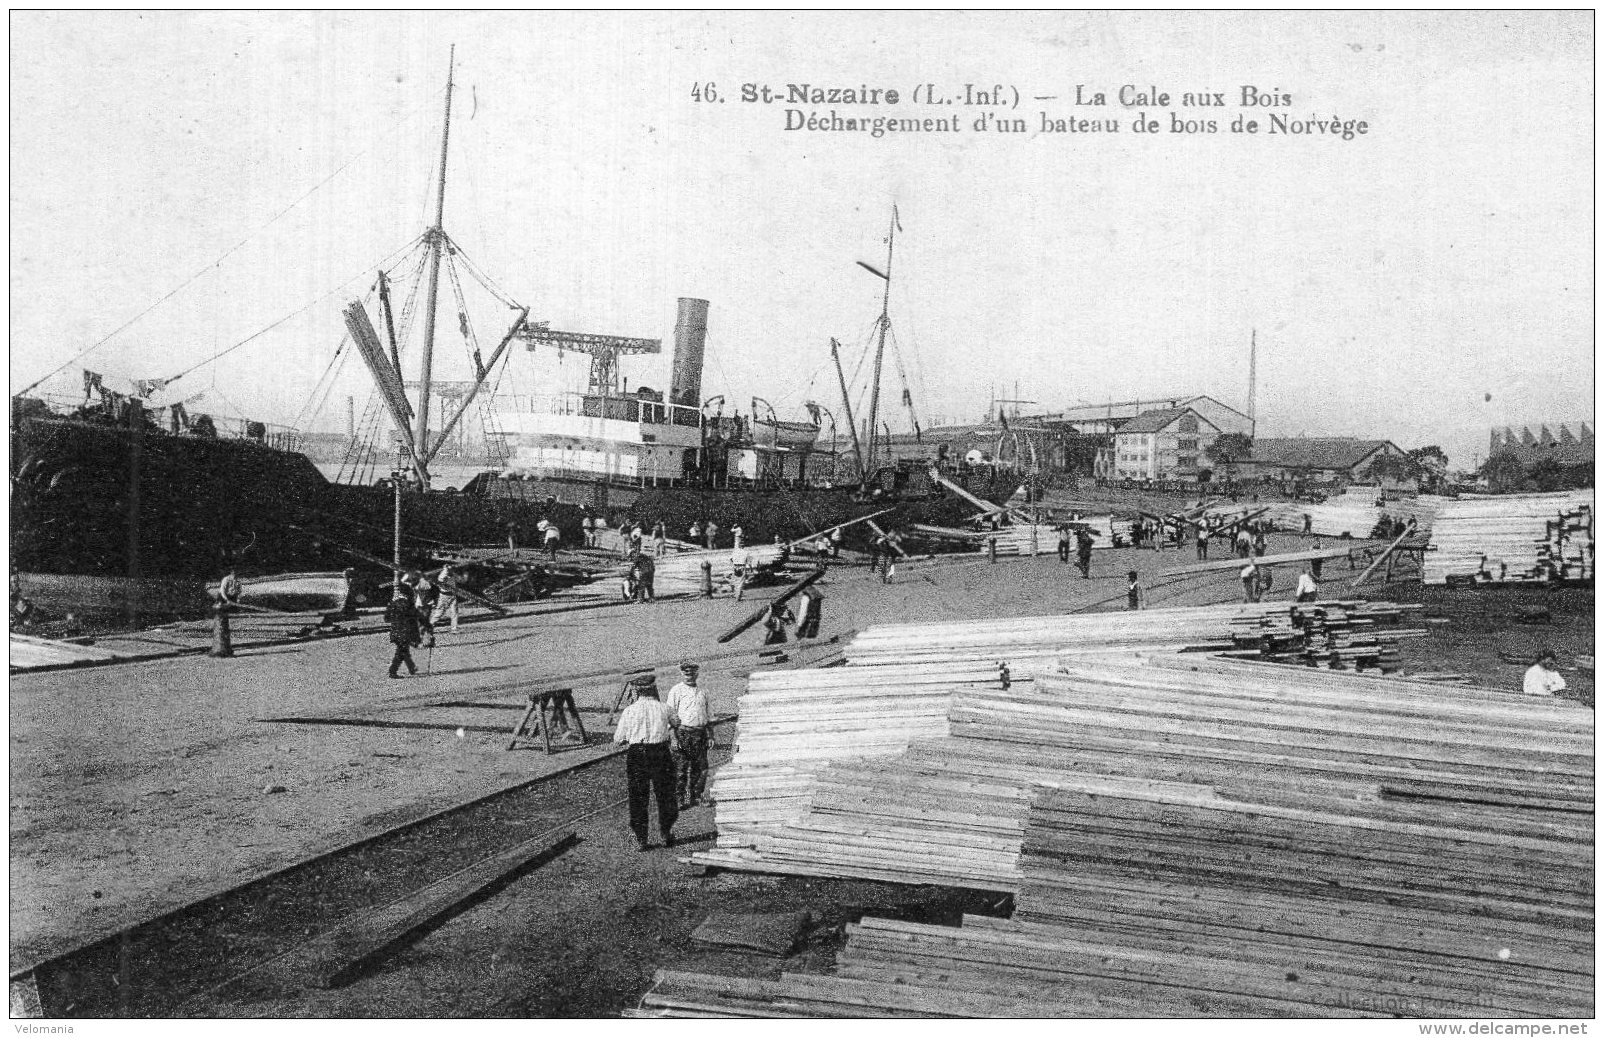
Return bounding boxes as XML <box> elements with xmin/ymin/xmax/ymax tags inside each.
<box><xmin>383</xmin><ymin>566</ymin><xmax>460</xmax><ymax>678</ymax></box>
<box><xmin>611</xmin><ymin>661</ymin><xmax>714</xmax><ymax>851</ymax></box>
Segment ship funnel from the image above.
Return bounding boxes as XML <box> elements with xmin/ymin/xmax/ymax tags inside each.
<box><xmin>669</xmin><ymin>297</ymin><xmax>709</xmax><ymax>408</ymax></box>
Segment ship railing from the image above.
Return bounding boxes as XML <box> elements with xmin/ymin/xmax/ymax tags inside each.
<box><xmin>534</xmin><ymin>392</ymin><xmax>703</xmax><ymax>429</ymax></box>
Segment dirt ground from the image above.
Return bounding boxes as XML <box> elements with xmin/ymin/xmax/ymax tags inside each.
<box><xmin>12</xmin><ymin>524</ymin><xmax>1589</xmax><ymax>1018</ymax></box>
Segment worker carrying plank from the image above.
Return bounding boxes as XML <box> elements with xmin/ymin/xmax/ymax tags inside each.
<box><xmin>612</xmin><ymin>674</ymin><xmax>679</xmax><ymax>851</ymax></box>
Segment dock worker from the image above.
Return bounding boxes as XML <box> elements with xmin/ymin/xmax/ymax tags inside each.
<box><xmin>1240</xmin><ymin>559</ymin><xmax>1260</xmax><ymax>603</ymax></box>
<box><xmin>1235</xmin><ymin>526</ymin><xmax>1252</xmax><ymax>558</ymax></box>
<box><xmin>704</xmin><ymin>520</ymin><xmax>720</xmax><ymax>550</ymax></box>
<box><xmin>731</xmin><ymin>523</ymin><xmax>745</xmax><ymax>550</ymax></box>
<box><xmin>413</xmin><ymin>571</ymin><xmax>438</xmax><ymax>647</ymax></box>
<box><xmin>542</xmin><ymin>517</ymin><xmax>561</xmax><ymax>560</ymax></box>
<box><xmin>652</xmin><ymin>520</ymin><xmax>667</xmax><ymax>557</ymax></box>
<box><xmin>628</xmin><ymin>523</ymin><xmax>645</xmax><ymax>555</ymax></box>
<box><xmin>582</xmin><ymin>513</ymin><xmax>597</xmax><ymax>548</ymax></box>
<box><xmin>1523</xmin><ymin>651</ymin><xmax>1568</xmax><ymax>696</ymax></box>
<box><xmin>763</xmin><ymin>598</ymin><xmax>795</xmax><ymax>645</ymax></box>
<box><xmin>1126</xmin><ymin>570</ymin><xmax>1142</xmax><ymax>611</ymax></box>
<box><xmin>731</xmin><ymin>545</ymin><xmax>751</xmax><ymax>600</ymax></box>
<box><xmin>667</xmin><ymin>662</ymin><xmax>712</xmax><ymax>808</ymax></box>
<box><xmin>385</xmin><ymin>591</ymin><xmax>421</xmax><ymax>678</ymax></box>
<box><xmin>1195</xmin><ymin>528</ymin><xmax>1210</xmax><ymax>560</ymax></box>
<box><xmin>1057</xmin><ymin>524</ymin><xmax>1072</xmax><ymax>564</ymax></box>
<box><xmin>1075</xmin><ymin>529</ymin><xmax>1094</xmax><ymax>579</ymax></box>
<box><xmin>688</xmin><ymin>519</ymin><xmax>702</xmax><ymax>546</ymax></box>
<box><xmin>612</xmin><ymin>675</ymin><xmax>678</xmax><ymax>850</ymax></box>
<box><xmin>795</xmin><ymin>586</ymin><xmax>824</xmax><ymax>639</ymax></box>
<box><xmin>433</xmin><ymin>565</ymin><xmax>461</xmax><ymax>631</ymax></box>
<box><xmin>632</xmin><ymin>552</ymin><xmax>656</xmax><ymax>603</ymax></box>
<box><xmin>829</xmin><ymin>526</ymin><xmax>843</xmax><ymax>558</ymax></box>
<box><xmin>1296</xmin><ymin>566</ymin><xmax>1319</xmax><ymax>603</ymax></box>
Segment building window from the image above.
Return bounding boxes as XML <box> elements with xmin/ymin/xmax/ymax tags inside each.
<box><xmin>1179</xmin><ymin>415</ymin><xmax>1198</xmax><ymax>433</ymax></box>
<box><xmin>1178</xmin><ymin>455</ymin><xmax>1196</xmax><ymax>469</ymax></box>
<box><xmin>1177</xmin><ymin>438</ymin><xmax>1197</xmax><ymax>451</ymax></box>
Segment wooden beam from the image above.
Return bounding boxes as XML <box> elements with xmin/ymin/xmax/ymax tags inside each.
<box><xmin>716</xmin><ymin>568</ymin><xmax>826</xmax><ymax>644</ymax></box>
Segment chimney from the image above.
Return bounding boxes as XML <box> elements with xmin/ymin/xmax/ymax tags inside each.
<box><xmin>669</xmin><ymin>298</ymin><xmax>709</xmax><ymax>408</ymax></box>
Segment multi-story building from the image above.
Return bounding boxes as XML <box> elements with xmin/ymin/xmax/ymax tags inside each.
<box><xmin>1110</xmin><ymin>407</ymin><xmax>1221</xmax><ymax>481</ymax></box>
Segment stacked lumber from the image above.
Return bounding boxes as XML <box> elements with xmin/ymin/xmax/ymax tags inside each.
<box><xmin>1224</xmin><ymin>600</ymin><xmax>1425</xmax><ymax>670</ymax></box>
<box><xmin>642</xmin><ymin>544</ymin><xmax>789</xmax><ymax>597</ymax></box>
<box><xmin>1425</xmin><ymin>491</ymin><xmax>1595</xmax><ymax>583</ymax></box>
<box><xmin>656</xmin><ymin>650</ymin><xmax>1592</xmax><ymax>1018</ymax></box>
<box><xmin>974</xmin><ymin>516</ymin><xmax>1132</xmax><ymax>556</ymax></box>
<box><xmin>706</xmin><ymin>662</ymin><xmax>1009</xmax><ymax>836</ymax></box>
<box><xmin>844</xmin><ymin>602</ymin><xmax>1330</xmax><ymax>671</ymax></box>
<box><xmin>1204</xmin><ymin>493</ymin><xmax>1447</xmax><ymax>538</ymax></box>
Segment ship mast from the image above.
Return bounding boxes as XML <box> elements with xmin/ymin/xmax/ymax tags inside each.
<box><xmin>860</xmin><ymin>206</ymin><xmax>897</xmax><ymax>485</ymax></box>
<box><xmin>413</xmin><ymin>45</ymin><xmax>456</xmax><ymax>489</ymax></box>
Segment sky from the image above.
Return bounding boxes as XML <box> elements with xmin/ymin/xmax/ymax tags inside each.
<box><xmin>10</xmin><ymin>11</ymin><xmax>1594</xmax><ymax>472</ymax></box>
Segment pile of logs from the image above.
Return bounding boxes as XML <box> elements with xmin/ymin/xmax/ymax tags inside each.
<box><xmin>1425</xmin><ymin>491</ymin><xmax>1595</xmax><ymax>584</ymax></box>
<box><xmin>654</xmin><ymin>626</ymin><xmax>1593</xmax><ymax>1018</ymax></box>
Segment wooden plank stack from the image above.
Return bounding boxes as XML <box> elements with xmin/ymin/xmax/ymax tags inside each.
<box><xmin>1205</xmin><ymin>493</ymin><xmax>1448</xmax><ymax>538</ymax></box>
<box><xmin>705</xmin><ymin>662</ymin><xmax>1008</xmax><ymax>837</ymax></box>
<box><xmin>1424</xmin><ymin>491</ymin><xmax>1595</xmax><ymax>583</ymax></box>
<box><xmin>654</xmin><ymin>624</ymin><xmax>1593</xmax><ymax>1019</ymax></box>
<box><xmin>843</xmin><ymin>602</ymin><xmax>1356</xmax><ymax>671</ymax></box>
<box><xmin>1224</xmin><ymin>600</ymin><xmax>1425</xmax><ymax>670</ymax></box>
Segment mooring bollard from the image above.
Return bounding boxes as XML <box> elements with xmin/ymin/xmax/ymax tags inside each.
<box><xmin>209</xmin><ymin>601</ymin><xmax>234</xmax><ymax>658</ymax></box>
<box><xmin>700</xmin><ymin>559</ymin><xmax>714</xmax><ymax>598</ymax></box>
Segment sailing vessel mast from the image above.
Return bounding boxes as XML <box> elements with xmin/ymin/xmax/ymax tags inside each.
<box><xmin>830</xmin><ymin>337</ymin><xmax>866</xmax><ymax>480</ymax></box>
<box><xmin>413</xmin><ymin>45</ymin><xmax>456</xmax><ymax>489</ymax></box>
<box><xmin>860</xmin><ymin>206</ymin><xmax>897</xmax><ymax>485</ymax></box>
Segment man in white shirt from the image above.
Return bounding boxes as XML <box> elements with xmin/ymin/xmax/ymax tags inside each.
<box><xmin>667</xmin><ymin>661</ymin><xmax>713</xmax><ymax>808</ymax></box>
<box><xmin>1295</xmin><ymin>567</ymin><xmax>1319</xmax><ymax>603</ymax></box>
<box><xmin>1523</xmin><ymin>652</ymin><xmax>1568</xmax><ymax>697</ymax></box>
<box><xmin>612</xmin><ymin>675</ymin><xmax>679</xmax><ymax>850</ymax></box>
<box><xmin>1240</xmin><ymin>560</ymin><xmax>1259</xmax><ymax>603</ymax></box>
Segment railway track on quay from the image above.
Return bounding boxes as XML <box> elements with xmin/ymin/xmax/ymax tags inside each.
<box><xmin>16</xmin><ymin>714</ymin><xmax>739</xmax><ymax>1018</ymax></box>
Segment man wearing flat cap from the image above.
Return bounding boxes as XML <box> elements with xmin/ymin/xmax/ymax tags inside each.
<box><xmin>667</xmin><ymin>662</ymin><xmax>713</xmax><ymax>808</ymax></box>
<box><xmin>612</xmin><ymin>674</ymin><xmax>679</xmax><ymax>850</ymax></box>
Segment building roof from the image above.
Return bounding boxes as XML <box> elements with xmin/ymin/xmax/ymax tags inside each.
<box><xmin>1034</xmin><ymin>394</ymin><xmax>1249</xmax><ymax>425</ymax></box>
<box><xmin>1247</xmin><ymin>438</ymin><xmax>1397</xmax><ymax>471</ymax></box>
<box><xmin>1116</xmin><ymin>407</ymin><xmax>1195</xmax><ymax>435</ymax></box>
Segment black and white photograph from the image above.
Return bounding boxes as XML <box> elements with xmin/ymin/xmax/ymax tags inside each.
<box><xmin>7</xmin><ymin>10</ymin><xmax>1595</xmax><ymax>1024</ymax></box>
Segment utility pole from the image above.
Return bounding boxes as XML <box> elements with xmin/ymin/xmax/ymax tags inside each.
<box><xmin>413</xmin><ymin>45</ymin><xmax>455</xmax><ymax>489</ymax></box>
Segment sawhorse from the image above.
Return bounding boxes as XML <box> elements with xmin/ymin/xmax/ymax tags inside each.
<box><xmin>508</xmin><ymin>688</ymin><xmax>587</xmax><ymax>753</ymax></box>
<box><xmin>607</xmin><ymin>672</ymin><xmax>658</xmax><ymax>727</ymax></box>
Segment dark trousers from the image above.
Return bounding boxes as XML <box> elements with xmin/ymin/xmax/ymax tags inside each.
<box><xmin>797</xmin><ymin>601</ymin><xmax>822</xmax><ymax>639</ymax></box>
<box><xmin>1197</xmin><ymin>538</ymin><xmax>1209</xmax><ymax>559</ymax></box>
<box><xmin>1077</xmin><ymin>553</ymin><xmax>1091</xmax><ymax>578</ymax></box>
<box><xmin>1057</xmin><ymin>541</ymin><xmax>1070</xmax><ymax>563</ymax></box>
<box><xmin>389</xmin><ymin>642</ymin><xmax>417</xmax><ymax>676</ymax></box>
<box><xmin>627</xmin><ymin>743</ymin><xmax>678</xmax><ymax>842</ymax></box>
<box><xmin>676</xmin><ymin>726</ymin><xmax>710</xmax><ymax>805</ymax></box>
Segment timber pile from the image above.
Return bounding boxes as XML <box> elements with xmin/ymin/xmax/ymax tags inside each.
<box><xmin>706</xmin><ymin>662</ymin><xmax>1010</xmax><ymax>835</ymax></box>
<box><xmin>970</xmin><ymin>516</ymin><xmax>1132</xmax><ymax>556</ymax></box>
<box><xmin>1425</xmin><ymin>491</ymin><xmax>1595</xmax><ymax>584</ymax></box>
<box><xmin>1203</xmin><ymin>494</ymin><xmax>1447</xmax><ymax>539</ymax></box>
<box><xmin>845</xmin><ymin>602</ymin><xmax>1329</xmax><ymax>671</ymax></box>
<box><xmin>656</xmin><ymin>650</ymin><xmax>1592</xmax><ymax>1018</ymax></box>
<box><xmin>1226</xmin><ymin>600</ymin><xmax>1424</xmax><ymax>670</ymax></box>
<box><xmin>642</xmin><ymin>543</ymin><xmax>789</xmax><ymax>597</ymax></box>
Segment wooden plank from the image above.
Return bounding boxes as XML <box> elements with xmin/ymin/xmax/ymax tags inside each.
<box><xmin>293</xmin><ymin>830</ymin><xmax>577</xmax><ymax>988</ymax></box>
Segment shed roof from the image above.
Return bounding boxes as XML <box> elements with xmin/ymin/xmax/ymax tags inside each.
<box><xmin>1248</xmin><ymin>438</ymin><xmax>1397</xmax><ymax>471</ymax></box>
<box><xmin>1117</xmin><ymin>407</ymin><xmax>1195</xmax><ymax>435</ymax></box>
